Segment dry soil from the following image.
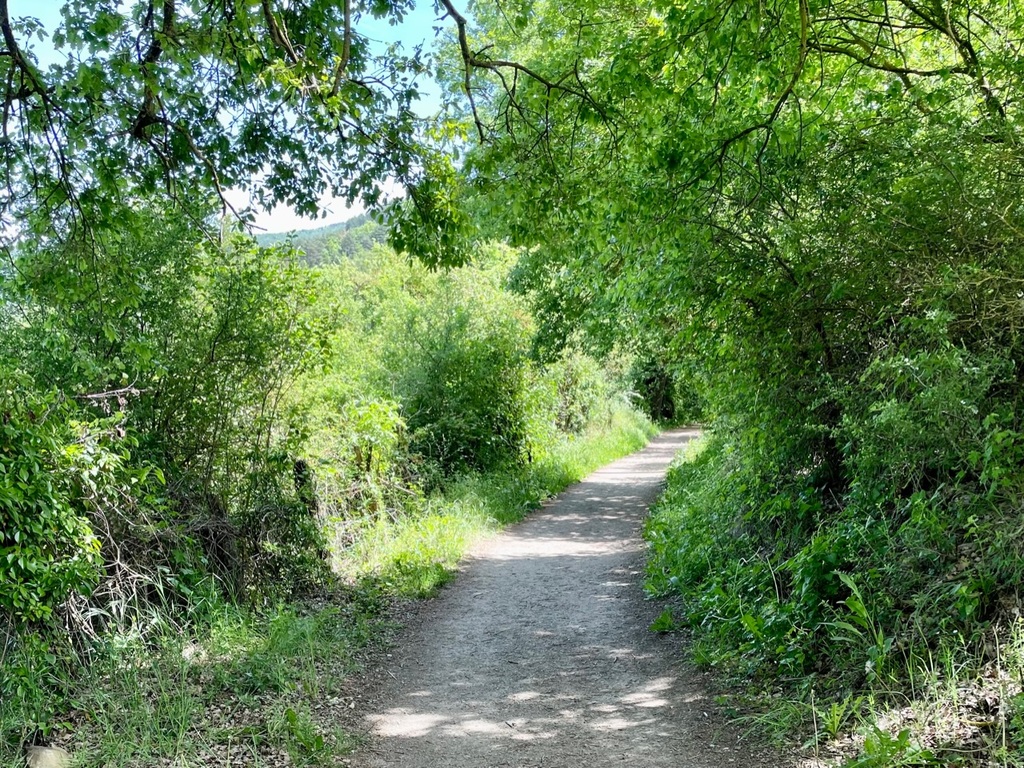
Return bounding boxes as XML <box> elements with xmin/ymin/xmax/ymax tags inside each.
<box><xmin>347</xmin><ymin>429</ymin><xmax>782</xmax><ymax>768</ymax></box>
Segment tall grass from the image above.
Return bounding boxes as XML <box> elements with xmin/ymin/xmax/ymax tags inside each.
<box><xmin>0</xmin><ymin>595</ymin><xmax>385</xmax><ymax>767</ymax></box>
<box><xmin>645</xmin><ymin>431</ymin><xmax>1024</xmax><ymax>766</ymax></box>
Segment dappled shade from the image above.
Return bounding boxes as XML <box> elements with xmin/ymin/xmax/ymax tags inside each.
<box><xmin>350</xmin><ymin>431</ymin><xmax>768</xmax><ymax>767</ymax></box>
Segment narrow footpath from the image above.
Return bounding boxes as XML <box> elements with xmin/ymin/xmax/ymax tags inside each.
<box><xmin>349</xmin><ymin>429</ymin><xmax>778</xmax><ymax>767</ymax></box>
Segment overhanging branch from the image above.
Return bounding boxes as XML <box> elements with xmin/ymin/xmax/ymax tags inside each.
<box><xmin>438</xmin><ymin>0</ymin><xmax>608</xmax><ymax>142</ymax></box>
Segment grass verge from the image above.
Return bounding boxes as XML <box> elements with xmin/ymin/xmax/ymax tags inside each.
<box><xmin>644</xmin><ymin>432</ymin><xmax>1024</xmax><ymax>767</ymax></box>
<box><xmin>337</xmin><ymin>403</ymin><xmax>658</xmax><ymax>598</ymax></box>
<box><xmin>1</xmin><ymin>587</ymin><xmax>388</xmax><ymax>767</ymax></box>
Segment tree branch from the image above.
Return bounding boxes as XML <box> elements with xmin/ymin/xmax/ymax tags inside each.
<box><xmin>133</xmin><ymin>0</ymin><xmax>175</xmax><ymax>139</ymax></box>
<box><xmin>330</xmin><ymin>0</ymin><xmax>353</xmax><ymax>97</ymax></box>
<box><xmin>261</xmin><ymin>0</ymin><xmax>300</xmax><ymax>65</ymax></box>
<box><xmin>437</xmin><ymin>0</ymin><xmax>608</xmax><ymax>142</ymax></box>
<box><xmin>0</xmin><ymin>0</ymin><xmax>47</xmax><ymax>99</ymax></box>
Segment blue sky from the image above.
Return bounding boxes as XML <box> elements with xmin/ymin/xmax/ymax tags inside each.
<box><xmin>16</xmin><ymin>0</ymin><xmax>453</xmax><ymax>233</ymax></box>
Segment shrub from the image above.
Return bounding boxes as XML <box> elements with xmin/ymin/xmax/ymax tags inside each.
<box><xmin>382</xmin><ymin>256</ymin><xmax>537</xmax><ymax>475</ymax></box>
<box><xmin>234</xmin><ymin>454</ymin><xmax>332</xmax><ymax>601</ymax></box>
<box><xmin>0</xmin><ymin>381</ymin><xmax>103</xmax><ymax>625</ymax></box>
<box><xmin>548</xmin><ymin>350</ymin><xmax>606</xmax><ymax>434</ymax></box>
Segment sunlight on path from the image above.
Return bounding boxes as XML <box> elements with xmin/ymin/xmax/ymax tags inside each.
<box><xmin>349</xmin><ymin>429</ymin><xmax>773</xmax><ymax>768</ymax></box>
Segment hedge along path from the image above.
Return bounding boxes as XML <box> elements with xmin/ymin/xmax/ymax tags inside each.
<box><xmin>347</xmin><ymin>429</ymin><xmax>782</xmax><ymax>768</ymax></box>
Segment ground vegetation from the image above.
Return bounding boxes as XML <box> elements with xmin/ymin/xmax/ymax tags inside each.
<box><xmin>0</xmin><ymin>200</ymin><xmax>653</xmax><ymax>764</ymax></box>
<box><xmin>7</xmin><ymin>0</ymin><xmax>1024</xmax><ymax>763</ymax></box>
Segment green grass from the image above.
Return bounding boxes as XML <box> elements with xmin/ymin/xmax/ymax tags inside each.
<box><xmin>0</xmin><ymin>593</ymin><xmax>385</xmax><ymax>767</ymax></box>
<box><xmin>337</xmin><ymin>404</ymin><xmax>657</xmax><ymax>597</ymax></box>
<box><xmin>645</xmin><ymin>431</ymin><xmax>1024</xmax><ymax>767</ymax></box>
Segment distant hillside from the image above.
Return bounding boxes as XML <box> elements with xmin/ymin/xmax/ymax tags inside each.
<box><xmin>256</xmin><ymin>211</ymin><xmax>388</xmax><ymax>266</ymax></box>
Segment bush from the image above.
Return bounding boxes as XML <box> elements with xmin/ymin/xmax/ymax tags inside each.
<box><xmin>838</xmin><ymin>314</ymin><xmax>1008</xmax><ymax>500</ymax></box>
<box><xmin>234</xmin><ymin>454</ymin><xmax>332</xmax><ymax>601</ymax></box>
<box><xmin>630</xmin><ymin>357</ymin><xmax>678</xmax><ymax>422</ymax></box>
<box><xmin>0</xmin><ymin>370</ymin><xmax>175</xmax><ymax>628</ymax></box>
<box><xmin>548</xmin><ymin>350</ymin><xmax>606</xmax><ymax>434</ymax></box>
<box><xmin>403</xmin><ymin>303</ymin><xmax>530</xmax><ymax>472</ymax></box>
<box><xmin>381</xmin><ymin>252</ymin><xmax>538</xmax><ymax>475</ymax></box>
<box><xmin>0</xmin><ymin>382</ymin><xmax>103</xmax><ymax>625</ymax></box>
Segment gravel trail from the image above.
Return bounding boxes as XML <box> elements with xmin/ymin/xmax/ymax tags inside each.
<box><xmin>349</xmin><ymin>429</ymin><xmax>778</xmax><ymax>767</ymax></box>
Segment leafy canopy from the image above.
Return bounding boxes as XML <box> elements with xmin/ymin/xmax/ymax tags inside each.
<box><xmin>0</xmin><ymin>0</ymin><xmax>472</xmax><ymax>262</ymax></box>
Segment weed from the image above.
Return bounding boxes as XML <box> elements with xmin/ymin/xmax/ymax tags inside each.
<box><xmin>0</xmin><ymin>597</ymin><xmax>384</xmax><ymax>766</ymax></box>
<box><xmin>844</xmin><ymin>728</ymin><xmax>940</xmax><ymax>767</ymax></box>
<box><xmin>808</xmin><ymin>694</ymin><xmax>863</xmax><ymax>747</ymax></box>
<box><xmin>829</xmin><ymin>574</ymin><xmax>894</xmax><ymax>685</ymax></box>
<box><xmin>736</xmin><ymin>696</ymin><xmax>813</xmax><ymax>747</ymax></box>
<box><xmin>641</xmin><ymin>428</ymin><xmax>1024</xmax><ymax>765</ymax></box>
<box><xmin>650</xmin><ymin>608</ymin><xmax>677</xmax><ymax>633</ymax></box>
<box><xmin>268</xmin><ymin>703</ymin><xmax>354</xmax><ymax>766</ymax></box>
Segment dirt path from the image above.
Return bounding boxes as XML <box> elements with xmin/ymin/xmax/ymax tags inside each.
<box><xmin>348</xmin><ymin>429</ymin><xmax>778</xmax><ymax>767</ymax></box>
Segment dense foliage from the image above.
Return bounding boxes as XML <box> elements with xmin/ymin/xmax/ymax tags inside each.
<box><xmin>0</xmin><ymin>200</ymin><xmax>645</xmax><ymax>758</ymax></box>
<box><xmin>7</xmin><ymin>0</ymin><xmax>1024</xmax><ymax>762</ymax></box>
<box><xmin>445</xmin><ymin>0</ymin><xmax>1024</xmax><ymax>761</ymax></box>
<box><xmin>0</xmin><ymin>1</ymin><xmax>653</xmax><ymax>763</ymax></box>
<box><xmin>0</xmin><ymin>0</ymin><xmax>469</xmax><ymax>268</ymax></box>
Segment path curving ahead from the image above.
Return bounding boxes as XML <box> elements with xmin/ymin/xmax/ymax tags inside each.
<box><xmin>350</xmin><ymin>429</ymin><xmax>776</xmax><ymax>768</ymax></box>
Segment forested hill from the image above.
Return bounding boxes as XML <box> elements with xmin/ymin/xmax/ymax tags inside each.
<box><xmin>256</xmin><ymin>212</ymin><xmax>388</xmax><ymax>266</ymax></box>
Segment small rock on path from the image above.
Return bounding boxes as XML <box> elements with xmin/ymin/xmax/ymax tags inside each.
<box><xmin>349</xmin><ymin>429</ymin><xmax>782</xmax><ymax>767</ymax></box>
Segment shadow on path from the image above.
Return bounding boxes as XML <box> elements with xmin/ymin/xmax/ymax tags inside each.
<box><xmin>349</xmin><ymin>429</ymin><xmax>779</xmax><ymax>768</ymax></box>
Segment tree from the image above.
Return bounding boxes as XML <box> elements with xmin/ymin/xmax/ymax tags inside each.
<box><xmin>442</xmin><ymin>0</ymin><xmax>1024</xmax><ymax>483</ymax></box>
<box><xmin>0</xmin><ymin>0</ymin><xmax>471</xmax><ymax>262</ymax></box>
<box><xmin>443</xmin><ymin>0</ymin><xmax>1024</xmax><ymax>713</ymax></box>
